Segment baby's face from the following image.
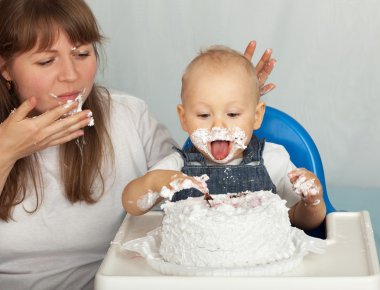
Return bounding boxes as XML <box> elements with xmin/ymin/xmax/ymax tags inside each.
<box><xmin>178</xmin><ymin>64</ymin><xmax>264</xmax><ymax>163</ymax></box>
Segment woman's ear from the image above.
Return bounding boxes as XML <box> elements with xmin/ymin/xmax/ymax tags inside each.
<box><xmin>253</xmin><ymin>102</ymin><xmax>266</xmax><ymax>130</ymax></box>
<box><xmin>0</xmin><ymin>56</ymin><xmax>11</xmax><ymax>81</ymax></box>
<box><xmin>177</xmin><ymin>103</ymin><xmax>188</xmax><ymax>132</ymax></box>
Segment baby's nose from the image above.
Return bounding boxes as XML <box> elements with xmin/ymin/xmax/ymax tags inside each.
<box><xmin>212</xmin><ymin>117</ymin><xmax>226</xmax><ymax>128</ymax></box>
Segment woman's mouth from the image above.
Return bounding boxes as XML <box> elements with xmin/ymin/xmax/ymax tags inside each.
<box><xmin>50</xmin><ymin>88</ymin><xmax>86</xmax><ymax>116</ymax></box>
<box><xmin>210</xmin><ymin>140</ymin><xmax>231</xmax><ymax>160</ymax></box>
<box><xmin>57</xmin><ymin>91</ymin><xmax>81</xmax><ymax>102</ymax></box>
<box><xmin>49</xmin><ymin>91</ymin><xmax>80</xmax><ymax>102</ymax></box>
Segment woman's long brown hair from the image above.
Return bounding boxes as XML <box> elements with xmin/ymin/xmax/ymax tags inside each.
<box><xmin>0</xmin><ymin>0</ymin><xmax>114</xmax><ymax>221</ymax></box>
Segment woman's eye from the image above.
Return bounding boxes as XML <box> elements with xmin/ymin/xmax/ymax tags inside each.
<box><xmin>227</xmin><ymin>112</ymin><xmax>240</xmax><ymax>118</ymax></box>
<box><xmin>37</xmin><ymin>58</ymin><xmax>55</xmax><ymax>66</ymax></box>
<box><xmin>74</xmin><ymin>51</ymin><xmax>90</xmax><ymax>58</ymax></box>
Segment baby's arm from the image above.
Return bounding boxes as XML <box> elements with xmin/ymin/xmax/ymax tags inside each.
<box><xmin>287</xmin><ymin>168</ymin><xmax>326</xmax><ymax>230</ymax></box>
<box><xmin>122</xmin><ymin>170</ymin><xmax>180</xmax><ymax>216</ymax></box>
<box><xmin>122</xmin><ymin>170</ymin><xmax>209</xmax><ymax>216</ymax></box>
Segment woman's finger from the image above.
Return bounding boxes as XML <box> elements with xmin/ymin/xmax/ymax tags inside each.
<box><xmin>34</xmin><ymin>111</ymin><xmax>92</xmax><ymax>147</ymax></box>
<box><xmin>257</xmin><ymin>59</ymin><xmax>276</xmax><ymax>85</ymax></box>
<box><xmin>48</xmin><ymin>130</ymin><xmax>85</xmax><ymax>147</ymax></box>
<box><xmin>256</xmin><ymin>48</ymin><xmax>272</xmax><ymax>76</ymax></box>
<box><xmin>10</xmin><ymin>97</ymin><xmax>37</xmax><ymax>122</ymax></box>
<box><xmin>260</xmin><ymin>83</ymin><xmax>276</xmax><ymax>96</ymax></box>
<box><xmin>243</xmin><ymin>40</ymin><xmax>257</xmax><ymax>61</ymax></box>
<box><xmin>33</xmin><ymin>101</ymin><xmax>79</xmax><ymax>128</ymax></box>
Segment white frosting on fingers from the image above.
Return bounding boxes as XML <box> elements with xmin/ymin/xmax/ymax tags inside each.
<box><xmin>293</xmin><ymin>176</ymin><xmax>319</xmax><ymax>197</ymax></box>
<box><xmin>159</xmin><ymin>174</ymin><xmax>210</xmax><ymax>200</ymax></box>
<box><xmin>136</xmin><ymin>190</ymin><xmax>160</xmax><ymax>210</ymax></box>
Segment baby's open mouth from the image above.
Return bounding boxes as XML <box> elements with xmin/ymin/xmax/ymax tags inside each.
<box><xmin>210</xmin><ymin>140</ymin><xmax>231</xmax><ymax>160</ymax></box>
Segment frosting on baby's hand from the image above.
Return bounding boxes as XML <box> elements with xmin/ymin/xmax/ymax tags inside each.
<box><xmin>159</xmin><ymin>174</ymin><xmax>209</xmax><ymax>200</ymax></box>
<box><xmin>292</xmin><ymin>175</ymin><xmax>319</xmax><ymax>197</ymax></box>
<box><xmin>136</xmin><ymin>190</ymin><xmax>160</xmax><ymax>210</ymax></box>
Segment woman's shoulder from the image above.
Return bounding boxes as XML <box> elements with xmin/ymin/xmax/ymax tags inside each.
<box><xmin>105</xmin><ymin>90</ymin><xmax>150</xmax><ymax>121</ymax></box>
<box><xmin>108</xmin><ymin>90</ymin><xmax>148</xmax><ymax>109</ymax></box>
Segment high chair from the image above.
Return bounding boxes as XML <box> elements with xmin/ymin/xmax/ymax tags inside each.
<box><xmin>183</xmin><ymin>106</ymin><xmax>335</xmax><ymax>238</ymax></box>
<box><xmin>96</xmin><ymin>106</ymin><xmax>379</xmax><ymax>289</ymax></box>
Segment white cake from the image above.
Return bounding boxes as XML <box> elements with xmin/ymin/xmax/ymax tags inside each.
<box><xmin>159</xmin><ymin>190</ymin><xmax>296</xmax><ymax>268</ymax></box>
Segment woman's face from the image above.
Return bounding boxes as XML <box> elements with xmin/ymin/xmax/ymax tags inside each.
<box><xmin>1</xmin><ymin>30</ymin><xmax>97</xmax><ymax>115</ymax></box>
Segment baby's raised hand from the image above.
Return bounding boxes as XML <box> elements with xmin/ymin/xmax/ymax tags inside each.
<box><xmin>288</xmin><ymin>168</ymin><xmax>323</xmax><ymax>207</ymax></box>
<box><xmin>159</xmin><ymin>174</ymin><xmax>209</xmax><ymax>200</ymax></box>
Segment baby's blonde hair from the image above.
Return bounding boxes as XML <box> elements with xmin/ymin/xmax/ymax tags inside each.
<box><xmin>181</xmin><ymin>45</ymin><xmax>259</xmax><ymax>100</ymax></box>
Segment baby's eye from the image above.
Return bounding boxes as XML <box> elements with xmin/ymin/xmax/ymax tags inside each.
<box><xmin>197</xmin><ymin>113</ymin><xmax>210</xmax><ymax>119</ymax></box>
<box><xmin>227</xmin><ymin>112</ymin><xmax>240</xmax><ymax>118</ymax></box>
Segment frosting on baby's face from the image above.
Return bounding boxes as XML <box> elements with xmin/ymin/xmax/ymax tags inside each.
<box><xmin>191</xmin><ymin>127</ymin><xmax>248</xmax><ymax>163</ymax></box>
<box><xmin>177</xmin><ymin>58</ymin><xmax>264</xmax><ymax>164</ymax></box>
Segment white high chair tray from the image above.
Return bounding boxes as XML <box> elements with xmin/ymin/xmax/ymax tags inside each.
<box><xmin>95</xmin><ymin>211</ymin><xmax>380</xmax><ymax>290</ymax></box>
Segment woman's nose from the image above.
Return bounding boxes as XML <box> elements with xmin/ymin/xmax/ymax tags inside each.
<box><xmin>58</xmin><ymin>58</ymin><xmax>79</xmax><ymax>82</ymax></box>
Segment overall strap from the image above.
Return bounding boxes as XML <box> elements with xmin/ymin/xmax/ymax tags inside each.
<box><xmin>174</xmin><ymin>146</ymin><xmax>207</xmax><ymax>166</ymax></box>
<box><xmin>242</xmin><ymin>134</ymin><xmax>266</xmax><ymax>164</ymax></box>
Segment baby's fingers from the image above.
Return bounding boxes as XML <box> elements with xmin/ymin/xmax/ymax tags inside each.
<box><xmin>191</xmin><ymin>174</ymin><xmax>210</xmax><ymax>194</ymax></box>
<box><xmin>288</xmin><ymin>168</ymin><xmax>305</xmax><ymax>183</ymax></box>
<box><xmin>289</xmin><ymin>169</ymin><xmax>321</xmax><ymax>199</ymax></box>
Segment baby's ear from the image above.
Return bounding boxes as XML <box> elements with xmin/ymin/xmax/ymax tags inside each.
<box><xmin>253</xmin><ymin>102</ymin><xmax>266</xmax><ymax>130</ymax></box>
<box><xmin>177</xmin><ymin>103</ymin><xmax>188</xmax><ymax>132</ymax></box>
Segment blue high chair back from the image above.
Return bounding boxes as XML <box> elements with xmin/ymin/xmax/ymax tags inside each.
<box><xmin>255</xmin><ymin>106</ymin><xmax>335</xmax><ymax>238</ymax></box>
<box><xmin>255</xmin><ymin>106</ymin><xmax>335</xmax><ymax>214</ymax></box>
<box><xmin>183</xmin><ymin>106</ymin><xmax>335</xmax><ymax>238</ymax></box>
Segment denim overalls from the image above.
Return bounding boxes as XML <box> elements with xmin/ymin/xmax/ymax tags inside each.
<box><xmin>171</xmin><ymin>135</ymin><xmax>276</xmax><ymax>202</ymax></box>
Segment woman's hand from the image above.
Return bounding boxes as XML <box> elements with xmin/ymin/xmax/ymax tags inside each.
<box><xmin>244</xmin><ymin>40</ymin><xmax>276</xmax><ymax>96</ymax></box>
<box><xmin>0</xmin><ymin>97</ymin><xmax>93</xmax><ymax>165</ymax></box>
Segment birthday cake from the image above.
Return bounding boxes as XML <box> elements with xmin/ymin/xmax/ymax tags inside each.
<box><xmin>159</xmin><ymin>190</ymin><xmax>297</xmax><ymax>268</ymax></box>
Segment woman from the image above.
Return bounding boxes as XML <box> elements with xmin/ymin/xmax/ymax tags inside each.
<box><xmin>0</xmin><ymin>0</ymin><xmax>276</xmax><ymax>289</ymax></box>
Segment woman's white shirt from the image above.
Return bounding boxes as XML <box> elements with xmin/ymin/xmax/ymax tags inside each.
<box><xmin>0</xmin><ymin>92</ymin><xmax>176</xmax><ymax>290</ymax></box>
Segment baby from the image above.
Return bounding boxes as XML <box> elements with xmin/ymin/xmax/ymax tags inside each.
<box><xmin>122</xmin><ymin>46</ymin><xmax>326</xmax><ymax>230</ymax></box>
